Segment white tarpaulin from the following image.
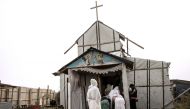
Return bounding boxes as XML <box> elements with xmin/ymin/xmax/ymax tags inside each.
<box><xmin>126</xmin><ymin>57</ymin><xmax>173</xmax><ymax>109</ymax></box>
<box><xmin>77</xmin><ymin>21</ymin><xmax>122</xmax><ymax>55</ymax></box>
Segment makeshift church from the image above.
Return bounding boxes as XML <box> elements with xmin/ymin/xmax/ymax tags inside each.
<box><xmin>53</xmin><ymin>20</ymin><xmax>173</xmax><ymax>109</ymax></box>
<box><xmin>53</xmin><ymin>2</ymin><xmax>173</xmax><ymax>109</ymax></box>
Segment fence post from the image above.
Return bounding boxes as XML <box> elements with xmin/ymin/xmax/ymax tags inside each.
<box><xmin>11</xmin><ymin>87</ymin><xmax>14</xmax><ymax>103</ymax></box>
<box><xmin>37</xmin><ymin>87</ymin><xmax>40</xmax><ymax>105</ymax></box>
<box><xmin>17</xmin><ymin>87</ymin><xmax>21</xmax><ymax>106</ymax></box>
<box><xmin>46</xmin><ymin>85</ymin><xmax>49</xmax><ymax>105</ymax></box>
<box><xmin>29</xmin><ymin>88</ymin><xmax>32</xmax><ymax>105</ymax></box>
<box><xmin>5</xmin><ymin>88</ymin><xmax>9</xmax><ymax>102</ymax></box>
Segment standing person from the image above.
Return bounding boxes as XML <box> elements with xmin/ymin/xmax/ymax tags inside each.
<box><xmin>87</xmin><ymin>79</ymin><xmax>101</xmax><ymax>109</ymax></box>
<box><xmin>101</xmin><ymin>84</ymin><xmax>112</xmax><ymax>109</ymax></box>
<box><xmin>109</xmin><ymin>86</ymin><xmax>125</xmax><ymax>109</ymax></box>
<box><xmin>129</xmin><ymin>84</ymin><xmax>138</xmax><ymax>109</ymax></box>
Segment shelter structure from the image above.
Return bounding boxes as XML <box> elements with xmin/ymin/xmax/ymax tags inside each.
<box><xmin>53</xmin><ymin>20</ymin><xmax>174</xmax><ymax>109</ymax></box>
<box><xmin>0</xmin><ymin>82</ymin><xmax>56</xmax><ymax>108</ymax></box>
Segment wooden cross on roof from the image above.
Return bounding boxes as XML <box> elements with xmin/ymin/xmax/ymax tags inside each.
<box><xmin>90</xmin><ymin>1</ymin><xmax>103</xmax><ymax>21</ymax></box>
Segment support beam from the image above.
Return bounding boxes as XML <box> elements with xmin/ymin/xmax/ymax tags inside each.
<box><xmin>64</xmin><ymin>42</ymin><xmax>77</xmax><ymax>54</ymax></box>
<box><xmin>122</xmin><ymin>63</ymin><xmax>131</xmax><ymax>109</ymax></box>
<box><xmin>121</xmin><ymin>50</ymin><xmax>131</xmax><ymax>109</ymax></box>
<box><xmin>125</xmin><ymin>37</ymin><xmax>144</xmax><ymax>49</ymax></box>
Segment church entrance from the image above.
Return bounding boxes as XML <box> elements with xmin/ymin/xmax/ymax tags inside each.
<box><xmin>100</xmin><ymin>71</ymin><xmax>123</xmax><ymax>97</ymax></box>
<box><xmin>69</xmin><ymin>64</ymin><xmax>125</xmax><ymax>109</ymax></box>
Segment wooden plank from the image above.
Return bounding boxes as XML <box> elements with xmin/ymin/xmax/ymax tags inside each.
<box><xmin>125</xmin><ymin>37</ymin><xmax>144</xmax><ymax>49</ymax></box>
<box><xmin>64</xmin><ymin>42</ymin><xmax>77</xmax><ymax>54</ymax></box>
<box><xmin>129</xmin><ymin>67</ymin><xmax>169</xmax><ymax>71</ymax></box>
<box><xmin>148</xmin><ymin>60</ymin><xmax>150</xmax><ymax>109</ymax></box>
<box><xmin>162</xmin><ymin>62</ymin><xmax>165</xmax><ymax>109</ymax></box>
<box><xmin>96</xmin><ymin>21</ymin><xmax>99</xmax><ymax>49</ymax></box>
<box><xmin>78</xmin><ymin>41</ymin><xmax>120</xmax><ymax>47</ymax></box>
<box><xmin>113</xmin><ymin>30</ymin><xmax>116</xmax><ymax>51</ymax></box>
<box><xmin>134</xmin><ymin>58</ymin><xmax>136</xmax><ymax>85</ymax></box>
<box><xmin>98</xmin><ymin>21</ymin><xmax>101</xmax><ymax>50</ymax></box>
<box><xmin>82</xmin><ymin>34</ymin><xmax>84</xmax><ymax>53</ymax></box>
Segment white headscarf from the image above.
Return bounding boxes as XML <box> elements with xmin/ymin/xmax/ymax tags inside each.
<box><xmin>91</xmin><ymin>79</ymin><xmax>98</xmax><ymax>86</ymax></box>
<box><xmin>109</xmin><ymin>86</ymin><xmax>120</xmax><ymax>100</ymax></box>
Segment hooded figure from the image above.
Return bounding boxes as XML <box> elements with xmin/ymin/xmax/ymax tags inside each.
<box><xmin>109</xmin><ymin>86</ymin><xmax>125</xmax><ymax>109</ymax></box>
<box><xmin>87</xmin><ymin>79</ymin><xmax>101</xmax><ymax>109</ymax></box>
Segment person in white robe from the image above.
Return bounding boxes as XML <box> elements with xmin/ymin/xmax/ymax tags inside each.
<box><xmin>87</xmin><ymin>79</ymin><xmax>101</xmax><ymax>109</ymax></box>
<box><xmin>109</xmin><ymin>86</ymin><xmax>125</xmax><ymax>109</ymax></box>
<box><xmin>114</xmin><ymin>95</ymin><xmax>125</xmax><ymax>109</ymax></box>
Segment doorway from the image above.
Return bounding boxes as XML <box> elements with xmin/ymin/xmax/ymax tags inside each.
<box><xmin>100</xmin><ymin>71</ymin><xmax>123</xmax><ymax>96</ymax></box>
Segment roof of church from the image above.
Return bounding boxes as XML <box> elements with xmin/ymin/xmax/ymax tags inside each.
<box><xmin>53</xmin><ymin>47</ymin><xmax>133</xmax><ymax>76</ymax></box>
<box><xmin>76</xmin><ymin>20</ymin><xmax>125</xmax><ymax>41</ymax></box>
<box><xmin>75</xmin><ymin>20</ymin><xmax>126</xmax><ymax>55</ymax></box>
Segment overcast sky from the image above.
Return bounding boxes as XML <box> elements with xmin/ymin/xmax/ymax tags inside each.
<box><xmin>1</xmin><ymin>0</ymin><xmax>190</xmax><ymax>91</ymax></box>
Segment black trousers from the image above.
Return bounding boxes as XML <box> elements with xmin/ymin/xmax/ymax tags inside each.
<box><xmin>130</xmin><ymin>100</ymin><xmax>137</xmax><ymax>109</ymax></box>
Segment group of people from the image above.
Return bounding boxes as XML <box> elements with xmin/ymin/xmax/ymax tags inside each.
<box><xmin>86</xmin><ymin>79</ymin><xmax>138</xmax><ymax>109</ymax></box>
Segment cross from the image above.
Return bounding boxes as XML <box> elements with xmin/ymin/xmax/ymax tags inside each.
<box><xmin>90</xmin><ymin>1</ymin><xmax>103</xmax><ymax>21</ymax></box>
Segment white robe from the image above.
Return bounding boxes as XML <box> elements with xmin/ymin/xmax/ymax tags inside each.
<box><xmin>109</xmin><ymin>87</ymin><xmax>125</xmax><ymax>109</ymax></box>
<box><xmin>115</xmin><ymin>95</ymin><xmax>125</xmax><ymax>109</ymax></box>
<box><xmin>87</xmin><ymin>85</ymin><xmax>101</xmax><ymax>109</ymax></box>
